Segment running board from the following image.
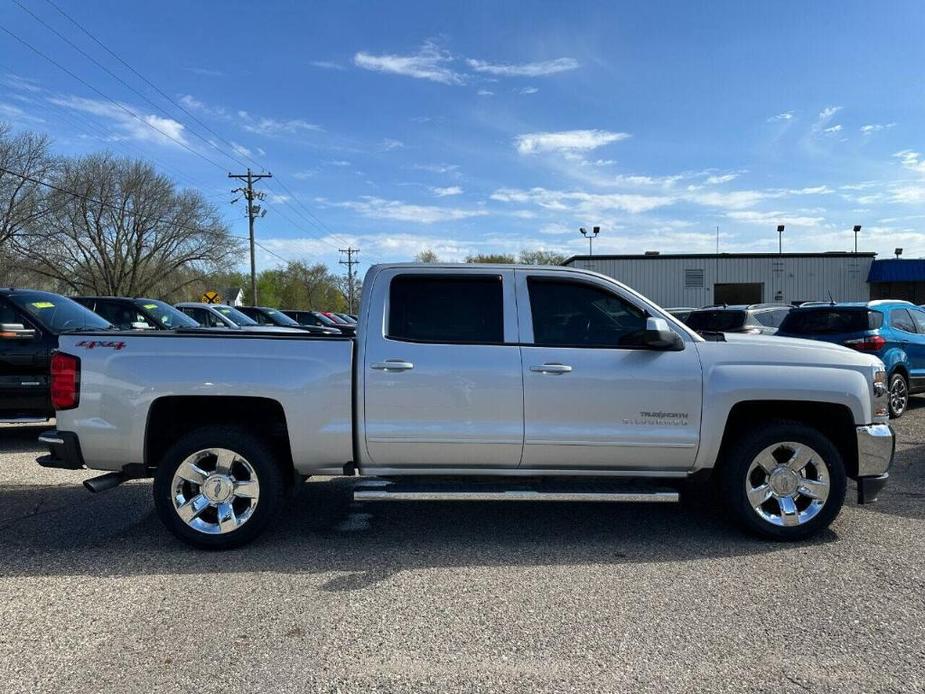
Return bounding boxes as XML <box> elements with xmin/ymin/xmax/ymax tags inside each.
<box><xmin>353</xmin><ymin>480</ymin><xmax>679</xmax><ymax>503</ymax></box>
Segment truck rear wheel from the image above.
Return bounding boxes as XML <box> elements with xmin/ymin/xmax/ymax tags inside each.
<box><xmin>720</xmin><ymin>422</ymin><xmax>846</xmax><ymax>541</ymax></box>
<box><xmin>153</xmin><ymin>426</ymin><xmax>285</xmax><ymax>549</ymax></box>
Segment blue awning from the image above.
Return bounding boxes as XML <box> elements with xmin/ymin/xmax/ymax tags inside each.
<box><xmin>868</xmin><ymin>259</ymin><xmax>925</xmax><ymax>283</ymax></box>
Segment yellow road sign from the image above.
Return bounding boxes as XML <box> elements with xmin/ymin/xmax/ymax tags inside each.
<box><xmin>201</xmin><ymin>290</ymin><xmax>222</xmax><ymax>304</ymax></box>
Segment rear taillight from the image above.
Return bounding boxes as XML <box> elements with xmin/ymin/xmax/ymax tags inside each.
<box><xmin>50</xmin><ymin>352</ymin><xmax>80</xmax><ymax>410</ymax></box>
<box><xmin>844</xmin><ymin>335</ymin><xmax>886</xmax><ymax>352</ymax></box>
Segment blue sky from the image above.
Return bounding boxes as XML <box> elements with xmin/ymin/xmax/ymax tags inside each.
<box><xmin>2</xmin><ymin>1</ymin><xmax>925</xmax><ymax>273</ymax></box>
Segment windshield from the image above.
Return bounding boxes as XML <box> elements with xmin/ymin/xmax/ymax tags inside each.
<box><xmin>686</xmin><ymin>309</ymin><xmax>747</xmax><ymax>332</ymax></box>
<box><xmin>135</xmin><ymin>299</ymin><xmax>199</xmax><ymax>328</ymax></box>
<box><xmin>9</xmin><ymin>291</ymin><xmax>112</xmax><ymax>332</ymax></box>
<box><xmin>779</xmin><ymin>308</ymin><xmax>881</xmax><ymax>334</ymax></box>
<box><xmin>262</xmin><ymin>308</ymin><xmax>301</xmax><ymax>326</ymax></box>
<box><xmin>215</xmin><ymin>305</ymin><xmax>259</xmax><ymax>326</ymax></box>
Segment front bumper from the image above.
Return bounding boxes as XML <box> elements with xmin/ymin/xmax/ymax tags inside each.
<box><xmin>36</xmin><ymin>429</ymin><xmax>85</xmax><ymax>470</ymax></box>
<box><xmin>855</xmin><ymin>424</ymin><xmax>895</xmax><ymax>504</ymax></box>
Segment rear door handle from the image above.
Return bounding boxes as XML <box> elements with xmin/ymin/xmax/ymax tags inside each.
<box><xmin>530</xmin><ymin>363</ymin><xmax>573</xmax><ymax>374</ymax></box>
<box><xmin>371</xmin><ymin>360</ymin><xmax>414</xmax><ymax>372</ymax></box>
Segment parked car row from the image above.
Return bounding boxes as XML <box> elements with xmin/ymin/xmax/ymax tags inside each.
<box><xmin>671</xmin><ymin>299</ymin><xmax>925</xmax><ymax>417</ymax></box>
<box><xmin>0</xmin><ymin>286</ymin><xmax>357</xmax><ymax>421</ymax></box>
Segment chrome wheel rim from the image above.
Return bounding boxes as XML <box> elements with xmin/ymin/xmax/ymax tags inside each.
<box><xmin>890</xmin><ymin>377</ymin><xmax>908</xmax><ymax>415</ymax></box>
<box><xmin>745</xmin><ymin>442</ymin><xmax>830</xmax><ymax>527</ymax></box>
<box><xmin>171</xmin><ymin>448</ymin><xmax>260</xmax><ymax>535</ymax></box>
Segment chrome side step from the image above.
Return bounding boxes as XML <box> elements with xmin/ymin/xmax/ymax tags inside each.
<box><xmin>353</xmin><ymin>480</ymin><xmax>678</xmax><ymax>503</ymax></box>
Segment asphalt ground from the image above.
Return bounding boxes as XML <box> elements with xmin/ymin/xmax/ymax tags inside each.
<box><xmin>0</xmin><ymin>410</ymin><xmax>923</xmax><ymax>693</ymax></box>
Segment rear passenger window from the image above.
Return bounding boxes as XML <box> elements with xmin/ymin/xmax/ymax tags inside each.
<box><xmin>389</xmin><ymin>275</ymin><xmax>504</xmax><ymax>344</ymax></box>
<box><xmin>755</xmin><ymin>309</ymin><xmax>788</xmax><ymax>328</ymax></box>
<box><xmin>891</xmin><ymin>309</ymin><xmax>916</xmax><ymax>333</ymax></box>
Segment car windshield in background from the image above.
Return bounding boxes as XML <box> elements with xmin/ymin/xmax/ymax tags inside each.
<box><xmin>263</xmin><ymin>308</ymin><xmax>300</xmax><ymax>326</ymax></box>
<box><xmin>9</xmin><ymin>292</ymin><xmax>112</xmax><ymax>332</ymax></box>
<box><xmin>686</xmin><ymin>310</ymin><xmax>747</xmax><ymax>332</ymax></box>
<box><xmin>215</xmin><ymin>305</ymin><xmax>259</xmax><ymax>326</ymax></box>
<box><xmin>135</xmin><ymin>299</ymin><xmax>199</xmax><ymax>328</ymax></box>
<box><xmin>779</xmin><ymin>308</ymin><xmax>881</xmax><ymax>334</ymax></box>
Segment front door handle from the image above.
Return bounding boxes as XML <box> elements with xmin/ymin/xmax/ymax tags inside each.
<box><xmin>530</xmin><ymin>363</ymin><xmax>573</xmax><ymax>374</ymax></box>
<box><xmin>371</xmin><ymin>360</ymin><xmax>414</xmax><ymax>372</ymax></box>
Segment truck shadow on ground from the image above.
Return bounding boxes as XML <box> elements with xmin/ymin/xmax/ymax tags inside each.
<box><xmin>0</xmin><ymin>424</ymin><xmax>51</xmax><ymax>454</ymax></box>
<box><xmin>0</xmin><ymin>474</ymin><xmax>839</xmax><ymax>589</ymax></box>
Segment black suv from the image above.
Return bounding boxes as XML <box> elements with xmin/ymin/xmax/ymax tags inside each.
<box><xmin>685</xmin><ymin>303</ymin><xmax>791</xmax><ymax>335</ymax></box>
<box><xmin>72</xmin><ymin>296</ymin><xmax>200</xmax><ymax>330</ymax></box>
<box><xmin>0</xmin><ymin>288</ymin><xmax>112</xmax><ymax>421</ymax></box>
<box><xmin>283</xmin><ymin>309</ymin><xmax>353</xmax><ymax>336</ymax></box>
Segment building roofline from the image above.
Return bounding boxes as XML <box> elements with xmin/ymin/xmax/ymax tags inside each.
<box><xmin>563</xmin><ymin>252</ymin><xmax>878</xmax><ymax>264</ymax></box>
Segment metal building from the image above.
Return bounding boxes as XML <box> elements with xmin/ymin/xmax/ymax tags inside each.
<box><xmin>563</xmin><ymin>252</ymin><xmax>875</xmax><ymax>307</ymax></box>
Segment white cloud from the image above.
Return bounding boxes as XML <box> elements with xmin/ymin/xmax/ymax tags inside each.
<box><xmin>354</xmin><ymin>42</ymin><xmax>462</xmax><ymax>85</ymax></box>
<box><xmin>860</xmin><ymin>122</ymin><xmax>896</xmax><ymax>135</ymax></box>
<box><xmin>466</xmin><ymin>57</ymin><xmax>579</xmax><ymax>77</ymax></box>
<box><xmin>726</xmin><ymin>210</ymin><xmax>825</xmax><ymax>227</ymax></box>
<box><xmin>0</xmin><ymin>102</ymin><xmax>44</xmax><ymax>124</ymax></box>
<box><xmin>381</xmin><ymin>138</ymin><xmax>404</xmax><ymax>150</ymax></box>
<box><xmin>49</xmin><ymin>95</ymin><xmax>188</xmax><ymax>147</ymax></box>
<box><xmin>309</xmin><ymin>61</ymin><xmax>345</xmax><ymax>70</ymax></box>
<box><xmin>432</xmin><ymin>186</ymin><xmax>463</xmax><ymax>197</ymax></box>
<box><xmin>823</xmin><ymin>124</ymin><xmax>843</xmax><ymax>134</ymax></box>
<box><xmin>331</xmin><ymin>197</ymin><xmax>488</xmax><ymax>223</ymax></box>
<box><xmin>477</xmin><ymin>89</ymin><xmax>494</xmax><ymax>97</ymax></box>
<box><xmin>790</xmin><ymin>185</ymin><xmax>834</xmax><ymax>195</ymax></box>
<box><xmin>230</xmin><ymin>141</ymin><xmax>252</xmax><ymax>157</ymax></box>
<box><xmin>328</xmin><ymin>160</ymin><xmax>352</xmax><ymax>167</ymax></box>
<box><xmin>894</xmin><ymin>150</ymin><xmax>925</xmax><ymax>174</ymax></box>
<box><xmin>292</xmin><ymin>170</ymin><xmax>317</xmax><ymax>179</ymax></box>
<box><xmin>685</xmin><ymin>189</ymin><xmax>779</xmax><ymax>209</ymax></box>
<box><xmin>767</xmin><ymin>111</ymin><xmax>794</xmax><ymax>122</ymax></box>
<box><xmin>705</xmin><ymin>173</ymin><xmax>738</xmax><ymax>185</ymax></box>
<box><xmin>1</xmin><ymin>73</ymin><xmax>42</xmax><ymax>93</ymax></box>
<box><xmin>490</xmin><ymin>187</ymin><xmax>673</xmax><ymax>215</ymax></box>
<box><xmin>268</xmin><ymin>194</ymin><xmax>290</xmax><ymax>204</ymax></box>
<box><xmin>515</xmin><ymin>129</ymin><xmax>631</xmax><ymax>155</ymax></box>
<box><xmin>178</xmin><ymin>94</ymin><xmax>228</xmax><ymax>119</ymax></box>
<box><xmin>818</xmin><ymin>106</ymin><xmax>842</xmax><ymax>122</ymax></box>
<box><xmin>413</xmin><ymin>162</ymin><xmax>460</xmax><ymax>174</ymax></box>
<box><xmin>240</xmin><ymin>114</ymin><xmax>322</xmax><ymax>136</ymax></box>
<box><xmin>517</xmin><ymin>86</ymin><xmax>539</xmax><ymax>95</ymax></box>
<box><xmin>184</xmin><ymin>67</ymin><xmax>223</xmax><ymax>77</ymax></box>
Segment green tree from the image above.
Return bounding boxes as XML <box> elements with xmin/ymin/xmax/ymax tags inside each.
<box><xmin>415</xmin><ymin>248</ymin><xmax>440</xmax><ymax>262</ymax></box>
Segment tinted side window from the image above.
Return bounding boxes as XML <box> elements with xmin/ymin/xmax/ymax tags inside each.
<box><xmin>528</xmin><ymin>278</ymin><xmax>647</xmax><ymax>348</ymax></box>
<box><xmin>890</xmin><ymin>308</ymin><xmax>915</xmax><ymax>333</ymax></box>
<box><xmin>755</xmin><ymin>309</ymin><xmax>788</xmax><ymax>328</ymax></box>
<box><xmin>388</xmin><ymin>275</ymin><xmax>503</xmax><ymax>344</ymax></box>
<box><xmin>911</xmin><ymin>309</ymin><xmax>925</xmax><ymax>334</ymax></box>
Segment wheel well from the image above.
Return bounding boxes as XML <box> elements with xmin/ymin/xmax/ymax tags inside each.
<box><xmin>145</xmin><ymin>396</ymin><xmax>293</xmax><ymax>475</ymax></box>
<box><xmin>891</xmin><ymin>363</ymin><xmax>909</xmax><ymax>380</ymax></box>
<box><xmin>716</xmin><ymin>400</ymin><xmax>859</xmax><ymax>479</ymax></box>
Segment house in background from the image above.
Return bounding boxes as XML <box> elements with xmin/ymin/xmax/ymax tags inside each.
<box><xmin>221</xmin><ymin>287</ymin><xmax>245</xmax><ymax>306</ymax></box>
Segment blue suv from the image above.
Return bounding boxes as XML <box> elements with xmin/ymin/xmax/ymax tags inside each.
<box><xmin>777</xmin><ymin>300</ymin><xmax>925</xmax><ymax>418</ymax></box>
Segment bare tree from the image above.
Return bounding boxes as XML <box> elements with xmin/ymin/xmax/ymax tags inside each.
<box><xmin>519</xmin><ymin>249</ymin><xmax>567</xmax><ymax>265</ymax></box>
<box><xmin>465</xmin><ymin>252</ymin><xmax>515</xmax><ymax>263</ymax></box>
<box><xmin>0</xmin><ymin>124</ymin><xmax>54</xmax><ymax>262</ymax></box>
<box><xmin>18</xmin><ymin>153</ymin><xmax>240</xmax><ymax>296</ymax></box>
<box><xmin>415</xmin><ymin>248</ymin><xmax>439</xmax><ymax>262</ymax></box>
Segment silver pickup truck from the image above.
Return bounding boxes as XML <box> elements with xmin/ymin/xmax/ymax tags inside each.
<box><xmin>38</xmin><ymin>263</ymin><xmax>894</xmax><ymax>548</ymax></box>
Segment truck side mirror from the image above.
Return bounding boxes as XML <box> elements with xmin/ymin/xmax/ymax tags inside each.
<box><xmin>643</xmin><ymin>317</ymin><xmax>683</xmax><ymax>351</ymax></box>
<box><xmin>0</xmin><ymin>323</ymin><xmax>37</xmax><ymax>340</ymax></box>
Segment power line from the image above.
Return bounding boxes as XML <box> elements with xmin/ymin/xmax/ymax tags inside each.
<box><xmin>0</xmin><ymin>21</ymin><xmax>228</xmax><ymax>172</ymax></box>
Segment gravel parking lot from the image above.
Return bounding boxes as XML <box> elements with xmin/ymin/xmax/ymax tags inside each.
<box><xmin>1</xmin><ymin>412</ymin><xmax>923</xmax><ymax>694</ymax></box>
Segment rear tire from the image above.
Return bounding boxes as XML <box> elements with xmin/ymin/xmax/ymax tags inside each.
<box><xmin>153</xmin><ymin>426</ymin><xmax>285</xmax><ymax>549</ymax></box>
<box><xmin>888</xmin><ymin>372</ymin><xmax>908</xmax><ymax>419</ymax></box>
<box><xmin>719</xmin><ymin>421</ymin><xmax>846</xmax><ymax>541</ymax></box>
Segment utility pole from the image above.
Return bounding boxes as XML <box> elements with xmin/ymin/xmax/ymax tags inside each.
<box><xmin>339</xmin><ymin>247</ymin><xmax>359</xmax><ymax>313</ymax></box>
<box><xmin>229</xmin><ymin>168</ymin><xmax>272</xmax><ymax>305</ymax></box>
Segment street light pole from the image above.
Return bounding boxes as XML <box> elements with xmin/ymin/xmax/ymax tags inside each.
<box><xmin>579</xmin><ymin>226</ymin><xmax>600</xmax><ymax>255</ymax></box>
<box><xmin>777</xmin><ymin>224</ymin><xmax>785</xmax><ymax>255</ymax></box>
<box><xmin>853</xmin><ymin>225</ymin><xmax>862</xmax><ymax>253</ymax></box>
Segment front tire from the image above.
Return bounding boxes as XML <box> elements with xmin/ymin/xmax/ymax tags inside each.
<box><xmin>720</xmin><ymin>421</ymin><xmax>846</xmax><ymax>541</ymax></box>
<box><xmin>889</xmin><ymin>372</ymin><xmax>909</xmax><ymax>419</ymax></box>
<box><xmin>153</xmin><ymin>426</ymin><xmax>285</xmax><ymax>549</ymax></box>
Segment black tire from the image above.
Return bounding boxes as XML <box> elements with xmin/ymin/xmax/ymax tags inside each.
<box><xmin>153</xmin><ymin>426</ymin><xmax>286</xmax><ymax>549</ymax></box>
<box><xmin>719</xmin><ymin>421</ymin><xmax>847</xmax><ymax>541</ymax></box>
<box><xmin>888</xmin><ymin>372</ymin><xmax>909</xmax><ymax>419</ymax></box>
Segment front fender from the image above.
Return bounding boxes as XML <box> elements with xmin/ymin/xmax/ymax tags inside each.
<box><xmin>694</xmin><ymin>363</ymin><xmax>872</xmax><ymax>471</ymax></box>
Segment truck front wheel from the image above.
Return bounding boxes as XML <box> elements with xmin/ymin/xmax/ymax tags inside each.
<box><xmin>720</xmin><ymin>422</ymin><xmax>847</xmax><ymax>541</ymax></box>
<box><xmin>153</xmin><ymin>426</ymin><xmax>285</xmax><ymax>549</ymax></box>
